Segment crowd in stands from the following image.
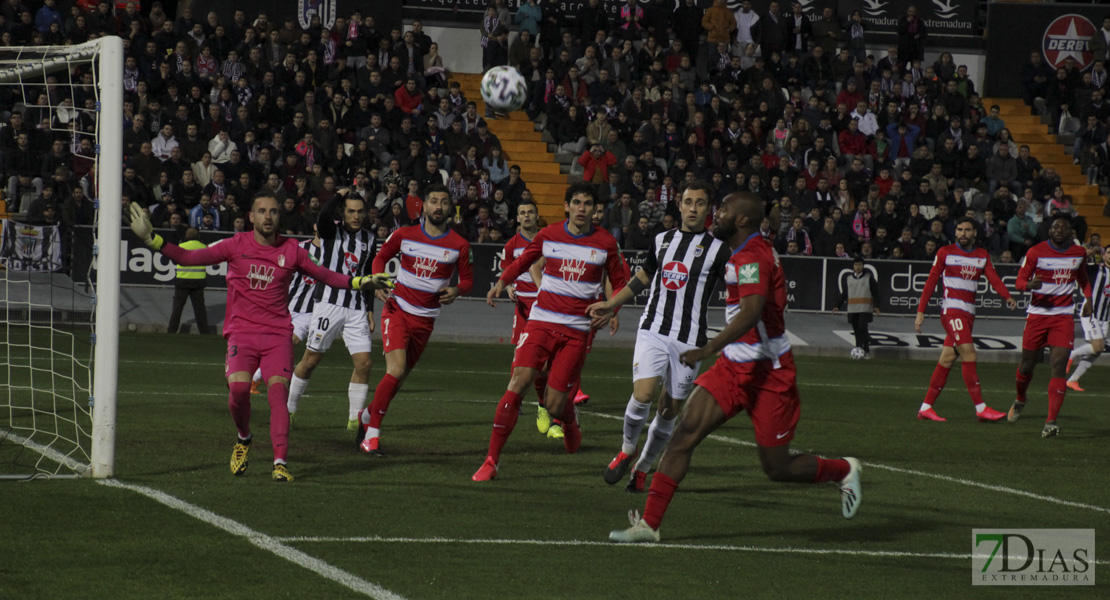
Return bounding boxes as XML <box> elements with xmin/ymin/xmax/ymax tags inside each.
<box><xmin>0</xmin><ymin>0</ymin><xmax>1102</xmax><ymax>263</ymax></box>
<box><xmin>490</xmin><ymin>0</ymin><xmax>1098</xmax><ymax>261</ymax></box>
<box><xmin>2</xmin><ymin>0</ymin><xmax>539</xmax><ymax>247</ymax></box>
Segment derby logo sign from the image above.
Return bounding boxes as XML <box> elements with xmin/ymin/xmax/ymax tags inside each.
<box><xmin>1043</xmin><ymin>14</ymin><xmax>1096</xmax><ymax>71</ymax></box>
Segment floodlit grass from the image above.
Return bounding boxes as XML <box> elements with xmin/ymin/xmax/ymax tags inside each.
<box><xmin>4</xmin><ymin>333</ymin><xmax>1107</xmax><ymax>599</ymax></box>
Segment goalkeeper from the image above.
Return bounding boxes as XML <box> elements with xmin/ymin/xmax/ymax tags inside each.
<box><xmin>129</xmin><ymin>192</ymin><xmax>393</xmax><ymax>482</ymax></box>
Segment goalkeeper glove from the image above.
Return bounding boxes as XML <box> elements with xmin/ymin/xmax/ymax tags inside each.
<box><xmin>352</xmin><ymin>273</ymin><xmax>394</xmax><ymax>291</ymax></box>
<box><xmin>128</xmin><ymin>203</ymin><xmax>163</xmax><ymax>250</ymax></box>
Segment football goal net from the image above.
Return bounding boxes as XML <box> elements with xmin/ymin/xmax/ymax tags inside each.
<box><xmin>0</xmin><ymin>37</ymin><xmax>122</xmax><ymax>479</ymax></box>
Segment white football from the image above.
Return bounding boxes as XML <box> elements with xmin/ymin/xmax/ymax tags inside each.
<box><xmin>480</xmin><ymin>66</ymin><xmax>528</xmax><ymax>113</ymax></box>
<box><xmin>850</xmin><ymin>347</ymin><xmax>866</xmax><ymax>360</ymax></box>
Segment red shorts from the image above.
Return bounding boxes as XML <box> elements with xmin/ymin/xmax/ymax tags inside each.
<box><xmin>512</xmin><ymin>322</ymin><xmax>589</xmax><ymax>392</ymax></box>
<box><xmin>694</xmin><ymin>355</ymin><xmax>800</xmax><ymax>448</ymax></box>
<box><xmin>381</xmin><ymin>299</ymin><xmax>436</xmax><ymax>370</ymax></box>
<box><xmin>225</xmin><ymin>332</ymin><xmax>294</xmax><ymax>380</ymax></box>
<box><xmin>1022</xmin><ymin>314</ymin><xmax>1076</xmax><ymax>351</ymax></box>
<box><xmin>942</xmin><ymin>311</ymin><xmax>975</xmax><ymax>347</ymax></box>
<box><xmin>510</xmin><ymin>297</ymin><xmax>536</xmax><ymax>345</ymax></box>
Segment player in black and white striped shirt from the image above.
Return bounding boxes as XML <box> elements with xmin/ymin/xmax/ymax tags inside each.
<box><xmin>251</xmin><ymin>232</ymin><xmax>323</xmax><ymax>394</ymax></box>
<box><xmin>588</xmin><ymin>180</ymin><xmax>730</xmax><ymax>493</ymax></box>
<box><xmin>286</xmin><ymin>191</ymin><xmax>380</xmax><ymax>428</ymax></box>
<box><xmin>1067</xmin><ymin>247</ymin><xmax>1110</xmax><ymax>390</ymax></box>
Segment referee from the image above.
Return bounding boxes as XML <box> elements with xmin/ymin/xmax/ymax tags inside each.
<box><xmin>1067</xmin><ymin>246</ymin><xmax>1110</xmax><ymax>391</ymax></box>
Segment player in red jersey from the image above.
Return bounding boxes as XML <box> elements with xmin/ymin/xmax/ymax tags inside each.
<box><xmin>127</xmin><ymin>194</ymin><xmax>391</xmax><ymax>481</ymax></box>
<box><xmin>914</xmin><ymin>218</ymin><xmax>1017</xmax><ymax>422</ymax></box>
<box><xmin>473</xmin><ymin>182</ymin><xmax>630</xmax><ymax>481</ymax></box>
<box><xmin>1008</xmin><ymin>215</ymin><xmax>1092</xmax><ymax>438</ymax></box>
<box><xmin>355</xmin><ymin>184</ymin><xmax>474</xmax><ymax>455</ymax></box>
<box><xmin>609</xmin><ymin>192</ymin><xmax>860</xmax><ymax>543</ymax></box>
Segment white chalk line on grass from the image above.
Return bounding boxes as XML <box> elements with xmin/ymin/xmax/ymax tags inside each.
<box><xmin>3</xmin><ymin>430</ymin><xmax>404</xmax><ymax>600</ymax></box>
<box><xmin>582</xmin><ymin>411</ymin><xmax>1110</xmax><ymax>516</ymax></box>
<box><xmin>97</xmin><ymin>388</ymin><xmax>1110</xmax><ymax>516</ymax></box>
<box><xmin>273</xmin><ymin>535</ymin><xmax>1103</xmax><ymax>565</ymax></box>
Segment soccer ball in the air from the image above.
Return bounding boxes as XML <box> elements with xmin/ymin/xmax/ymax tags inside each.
<box><xmin>480</xmin><ymin>66</ymin><xmax>528</xmax><ymax>113</ymax></box>
<box><xmin>850</xmin><ymin>347</ymin><xmax>866</xmax><ymax>360</ymax></box>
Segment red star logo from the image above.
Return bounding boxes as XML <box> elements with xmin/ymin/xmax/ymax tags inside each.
<box><xmin>1043</xmin><ymin>14</ymin><xmax>1096</xmax><ymax>70</ymax></box>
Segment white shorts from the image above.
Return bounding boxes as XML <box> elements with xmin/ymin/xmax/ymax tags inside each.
<box><xmin>631</xmin><ymin>329</ymin><xmax>700</xmax><ymax>400</ymax></box>
<box><xmin>291</xmin><ymin>311</ymin><xmax>312</xmax><ymax>343</ymax></box>
<box><xmin>1081</xmin><ymin>315</ymin><xmax>1108</xmax><ymax>342</ymax></box>
<box><xmin>306</xmin><ymin>304</ymin><xmax>372</xmax><ymax>355</ymax></box>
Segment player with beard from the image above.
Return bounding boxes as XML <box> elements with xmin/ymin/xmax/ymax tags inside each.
<box><xmin>914</xmin><ymin>217</ymin><xmax>1017</xmax><ymax>422</ymax></box>
<box><xmin>127</xmin><ymin>194</ymin><xmax>392</xmax><ymax>482</ymax></box>
<box><xmin>608</xmin><ymin>192</ymin><xmax>861</xmax><ymax>543</ymax></box>
<box><xmin>354</xmin><ymin>184</ymin><xmax>474</xmax><ymax>455</ymax></box>
<box><xmin>1008</xmin><ymin>215</ymin><xmax>1092</xmax><ymax>438</ymax></box>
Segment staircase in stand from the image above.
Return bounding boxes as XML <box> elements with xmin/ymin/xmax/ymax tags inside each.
<box><xmin>982</xmin><ymin>97</ymin><xmax>1109</xmax><ymax>240</ymax></box>
<box><xmin>454</xmin><ymin>73</ymin><xmax>567</xmax><ymax>225</ymax></box>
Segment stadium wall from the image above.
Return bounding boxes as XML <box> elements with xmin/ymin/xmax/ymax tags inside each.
<box><xmin>73</xmin><ymin>226</ymin><xmax>1031</xmax><ymax>318</ymax></box>
<box><xmin>984</xmin><ymin>3</ymin><xmax>1109</xmax><ymax>99</ymax></box>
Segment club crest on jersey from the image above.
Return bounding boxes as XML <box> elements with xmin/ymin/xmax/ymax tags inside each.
<box><xmin>590</xmin><ymin>249</ymin><xmax>598</xmax><ymax>262</ymax></box>
<box><xmin>344</xmin><ymin>251</ymin><xmax>360</xmax><ymax>274</ymax></box>
<box><xmin>278</xmin><ymin>254</ymin><xmax>286</xmax><ymax>268</ymax></box>
<box><xmin>694</xmin><ymin>245</ymin><xmax>704</xmax><ymax>257</ymax></box>
<box><xmin>661</xmin><ymin>261</ymin><xmax>690</xmax><ymax>291</ymax></box>
<box><xmin>960</xmin><ymin>265</ymin><xmax>978</xmax><ymax>279</ymax></box>
<box><xmin>413</xmin><ymin>256</ymin><xmax>438</xmax><ymax>278</ymax></box>
<box><xmin>443</xmin><ymin>250</ymin><xmax>451</xmax><ymax>261</ymax></box>
<box><xmin>737</xmin><ymin>263</ymin><xmax>759</xmax><ymax>284</ymax></box>
<box><xmin>560</xmin><ymin>259</ymin><xmax>589</xmax><ymax>282</ymax></box>
<box><xmin>248</xmin><ymin>264</ymin><xmax>275</xmax><ymax>290</ymax></box>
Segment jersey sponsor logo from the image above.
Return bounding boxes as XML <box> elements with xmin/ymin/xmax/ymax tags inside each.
<box><xmin>560</xmin><ymin>258</ymin><xmax>589</xmax><ymax>282</ymax></box>
<box><xmin>1051</xmin><ymin>268</ymin><xmax>1072</xmax><ymax>284</ymax></box>
<box><xmin>303</xmin><ymin>276</ymin><xmax>316</xmax><ymax>286</ymax></box>
<box><xmin>344</xmin><ymin>251</ymin><xmax>360</xmax><ymax>274</ymax></box>
<box><xmin>1042</xmin><ymin>14</ymin><xmax>1096</xmax><ymax>71</ymax></box>
<box><xmin>960</xmin><ymin>265</ymin><xmax>979</xmax><ymax>280</ymax></box>
<box><xmin>737</xmin><ymin>262</ymin><xmax>760</xmax><ymax>285</ymax></box>
<box><xmin>661</xmin><ymin>261</ymin><xmax>690</xmax><ymax>291</ymax></box>
<box><xmin>248</xmin><ymin>264</ymin><xmax>275</xmax><ymax>289</ymax></box>
<box><xmin>413</xmin><ymin>256</ymin><xmax>439</xmax><ymax>278</ymax></box>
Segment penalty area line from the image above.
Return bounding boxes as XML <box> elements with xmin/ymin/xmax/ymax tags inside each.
<box><xmin>583</xmin><ymin>411</ymin><xmax>1110</xmax><ymax>516</ymax></box>
<box><xmin>5</xmin><ymin>431</ymin><xmax>403</xmax><ymax>600</ymax></box>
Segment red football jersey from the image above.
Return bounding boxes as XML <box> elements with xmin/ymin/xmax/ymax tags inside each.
<box><xmin>721</xmin><ymin>233</ymin><xmax>791</xmax><ymax>372</ymax></box>
<box><xmin>501</xmin><ymin>231</ymin><xmax>538</xmax><ymax>300</ymax></box>
<box><xmin>500</xmin><ymin>221</ymin><xmax>629</xmax><ymax>336</ymax></box>
<box><xmin>918</xmin><ymin>243</ymin><xmax>1012</xmax><ymax>317</ymax></box>
<box><xmin>373</xmin><ymin>223</ymin><xmax>474</xmax><ymax>319</ymax></box>
<box><xmin>1016</xmin><ymin>241</ymin><xmax>1090</xmax><ymax>317</ymax></box>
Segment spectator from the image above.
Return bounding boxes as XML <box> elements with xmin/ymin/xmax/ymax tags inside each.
<box><xmin>577</xmin><ymin>144</ymin><xmax>618</xmax><ymax>184</ymax></box>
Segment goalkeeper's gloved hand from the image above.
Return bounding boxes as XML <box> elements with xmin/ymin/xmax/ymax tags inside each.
<box><xmin>128</xmin><ymin>203</ymin><xmax>163</xmax><ymax>250</ymax></box>
<box><xmin>352</xmin><ymin>272</ymin><xmax>394</xmax><ymax>291</ymax></box>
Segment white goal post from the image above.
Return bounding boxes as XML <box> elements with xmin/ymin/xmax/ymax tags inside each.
<box><xmin>0</xmin><ymin>37</ymin><xmax>122</xmax><ymax>478</ymax></box>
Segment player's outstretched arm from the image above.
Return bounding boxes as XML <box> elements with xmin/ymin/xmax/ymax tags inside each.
<box><xmin>588</xmin><ymin>269</ymin><xmax>649</xmax><ymax>318</ymax></box>
<box><xmin>680</xmin><ymin>293</ymin><xmax>766</xmax><ymax>367</ymax></box>
<box><xmin>130</xmin><ymin>204</ymin><xmax>229</xmax><ymax>265</ymax></box>
<box><xmin>916</xmin><ymin>253</ymin><xmax>945</xmax><ymax>315</ymax></box>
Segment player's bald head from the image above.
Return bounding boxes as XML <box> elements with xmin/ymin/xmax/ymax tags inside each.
<box><xmin>723</xmin><ymin>192</ymin><xmax>764</xmax><ymax>222</ymax></box>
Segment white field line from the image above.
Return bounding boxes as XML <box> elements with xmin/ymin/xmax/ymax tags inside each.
<box><xmin>63</xmin><ymin>357</ymin><xmax>1030</xmax><ymax>393</ymax></box>
<box><xmin>89</xmin><ymin>388</ymin><xmax>1110</xmax><ymax>516</ymax></box>
<box><xmin>97</xmin><ymin>479</ymin><xmax>405</xmax><ymax>600</ymax></box>
<box><xmin>272</xmin><ymin>535</ymin><xmax>1102</xmax><ymax>565</ymax></box>
<box><xmin>581</xmin><ymin>411</ymin><xmax>1110</xmax><ymax>516</ymax></box>
<box><xmin>4</xmin><ymin>432</ymin><xmax>403</xmax><ymax>600</ymax></box>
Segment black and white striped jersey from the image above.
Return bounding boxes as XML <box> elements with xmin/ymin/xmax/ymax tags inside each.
<box><xmin>1088</xmin><ymin>263</ymin><xmax>1110</xmax><ymax>323</ymax></box>
<box><xmin>287</xmin><ymin>239</ymin><xmax>321</xmax><ymax>315</ymax></box>
<box><xmin>638</xmin><ymin>229</ymin><xmax>731</xmax><ymax>346</ymax></box>
<box><xmin>315</xmin><ymin>225</ymin><xmax>376</xmax><ymax>311</ymax></box>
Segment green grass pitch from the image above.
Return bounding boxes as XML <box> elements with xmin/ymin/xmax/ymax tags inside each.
<box><xmin>3</xmin><ymin>332</ymin><xmax>1107</xmax><ymax>599</ymax></box>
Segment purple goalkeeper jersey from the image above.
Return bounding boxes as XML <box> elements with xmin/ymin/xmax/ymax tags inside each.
<box><xmin>160</xmin><ymin>232</ymin><xmax>352</xmax><ymax>338</ymax></box>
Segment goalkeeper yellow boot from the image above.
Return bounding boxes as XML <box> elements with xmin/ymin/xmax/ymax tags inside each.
<box><xmin>272</xmin><ymin>462</ymin><xmax>294</xmax><ymax>482</ymax></box>
<box><xmin>347</xmin><ymin>418</ymin><xmax>359</xmax><ymax>432</ymax></box>
<box><xmin>536</xmin><ymin>405</ymin><xmax>552</xmax><ymax>434</ymax></box>
<box><xmin>230</xmin><ymin>438</ymin><xmax>251</xmax><ymax>476</ymax></box>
